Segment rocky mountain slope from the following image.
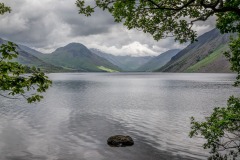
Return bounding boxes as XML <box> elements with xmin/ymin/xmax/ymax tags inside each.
<box><xmin>158</xmin><ymin>29</ymin><xmax>233</xmax><ymax>73</ymax></box>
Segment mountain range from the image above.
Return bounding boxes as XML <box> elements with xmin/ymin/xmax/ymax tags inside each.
<box><xmin>0</xmin><ymin>28</ymin><xmax>233</xmax><ymax>73</ymax></box>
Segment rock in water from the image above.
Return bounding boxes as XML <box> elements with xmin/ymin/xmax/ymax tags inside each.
<box><xmin>107</xmin><ymin>135</ymin><xmax>134</xmax><ymax>147</ymax></box>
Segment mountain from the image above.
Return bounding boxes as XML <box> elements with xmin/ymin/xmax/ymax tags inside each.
<box><xmin>41</xmin><ymin>43</ymin><xmax>121</xmax><ymax>72</ymax></box>
<box><xmin>18</xmin><ymin>44</ymin><xmax>44</xmax><ymax>58</ymax></box>
<box><xmin>1</xmin><ymin>28</ymin><xmax>233</xmax><ymax>73</ymax></box>
<box><xmin>158</xmin><ymin>28</ymin><xmax>233</xmax><ymax>73</ymax></box>
<box><xmin>136</xmin><ymin>49</ymin><xmax>180</xmax><ymax>71</ymax></box>
<box><xmin>0</xmin><ymin>38</ymin><xmax>66</xmax><ymax>72</ymax></box>
<box><xmin>90</xmin><ymin>49</ymin><xmax>153</xmax><ymax>71</ymax></box>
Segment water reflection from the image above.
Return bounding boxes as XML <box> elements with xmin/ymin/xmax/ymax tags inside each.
<box><xmin>0</xmin><ymin>73</ymin><xmax>238</xmax><ymax>160</ymax></box>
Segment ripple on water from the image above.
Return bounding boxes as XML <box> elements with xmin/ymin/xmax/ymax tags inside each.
<box><xmin>0</xmin><ymin>73</ymin><xmax>238</xmax><ymax>160</ymax></box>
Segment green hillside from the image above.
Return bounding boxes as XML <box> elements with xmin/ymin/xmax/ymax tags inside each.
<box><xmin>0</xmin><ymin>38</ymin><xmax>67</xmax><ymax>73</ymax></box>
<box><xmin>186</xmin><ymin>45</ymin><xmax>230</xmax><ymax>73</ymax></box>
<box><xmin>97</xmin><ymin>66</ymin><xmax>118</xmax><ymax>72</ymax></box>
<box><xmin>16</xmin><ymin>50</ymin><xmax>69</xmax><ymax>73</ymax></box>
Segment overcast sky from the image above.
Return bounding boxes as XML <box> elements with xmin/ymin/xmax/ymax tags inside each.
<box><xmin>0</xmin><ymin>0</ymin><xmax>216</xmax><ymax>56</ymax></box>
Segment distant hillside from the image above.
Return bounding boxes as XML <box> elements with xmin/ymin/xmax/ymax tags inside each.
<box><xmin>0</xmin><ymin>38</ymin><xmax>66</xmax><ymax>72</ymax></box>
<box><xmin>90</xmin><ymin>49</ymin><xmax>153</xmax><ymax>71</ymax></box>
<box><xmin>18</xmin><ymin>44</ymin><xmax>44</xmax><ymax>58</ymax></box>
<box><xmin>137</xmin><ymin>49</ymin><xmax>180</xmax><ymax>71</ymax></box>
<box><xmin>159</xmin><ymin>28</ymin><xmax>233</xmax><ymax>73</ymax></box>
<box><xmin>41</xmin><ymin>43</ymin><xmax>121</xmax><ymax>72</ymax></box>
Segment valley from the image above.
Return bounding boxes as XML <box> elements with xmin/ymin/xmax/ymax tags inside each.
<box><xmin>1</xmin><ymin>28</ymin><xmax>233</xmax><ymax>73</ymax></box>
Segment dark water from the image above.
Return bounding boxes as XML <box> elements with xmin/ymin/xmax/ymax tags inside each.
<box><xmin>0</xmin><ymin>73</ymin><xmax>239</xmax><ymax>160</ymax></box>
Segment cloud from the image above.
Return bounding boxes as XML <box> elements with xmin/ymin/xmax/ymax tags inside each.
<box><xmin>94</xmin><ymin>41</ymin><xmax>158</xmax><ymax>57</ymax></box>
<box><xmin>0</xmin><ymin>0</ymin><xmax>216</xmax><ymax>56</ymax></box>
<box><xmin>193</xmin><ymin>16</ymin><xmax>217</xmax><ymax>36</ymax></box>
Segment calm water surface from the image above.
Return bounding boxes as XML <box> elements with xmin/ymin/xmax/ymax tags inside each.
<box><xmin>0</xmin><ymin>73</ymin><xmax>239</xmax><ymax>160</ymax></box>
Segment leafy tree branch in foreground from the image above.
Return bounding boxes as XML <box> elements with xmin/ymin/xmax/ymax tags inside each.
<box><xmin>190</xmin><ymin>96</ymin><xmax>240</xmax><ymax>159</ymax></box>
<box><xmin>0</xmin><ymin>2</ymin><xmax>11</xmax><ymax>15</ymax></box>
<box><xmin>225</xmin><ymin>35</ymin><xmax>240</xmax><ymax>87</ymax></box>
<box><xmin>0</xmin><ymin>42</ymin><xmax>52</xmax><ymax>103</ymax></box>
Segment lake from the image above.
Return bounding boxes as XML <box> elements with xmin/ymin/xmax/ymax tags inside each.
<box><xmin>0</xmin><ymin>73</ymin><xmax>239</xmax><ymax>160</ymax></box>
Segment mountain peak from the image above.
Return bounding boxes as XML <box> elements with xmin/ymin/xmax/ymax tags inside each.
<box><xmin>65</xmin><ymin>42</ymin><xmax>86</xmax><ymax>48</ymax></box>
<box><xmin>54</xmin><ymin>42</ymin><xmax>89</xmax><ymax>54</ymax></box>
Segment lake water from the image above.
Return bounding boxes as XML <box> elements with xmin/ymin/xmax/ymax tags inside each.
<box><xmin>0</xmin><ymin>73</ymin><xmax>239</xmax><ymax>160</ymax></box>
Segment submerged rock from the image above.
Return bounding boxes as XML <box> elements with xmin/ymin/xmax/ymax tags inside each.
<box><xmin>107</xmin><ymin>135</ymin><xmax>134</xmax><ymax>147</ymax></box>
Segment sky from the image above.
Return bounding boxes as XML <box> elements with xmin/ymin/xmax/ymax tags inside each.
<box><xmin>0</xmin><ymin>0</ymin><xmax>216</xmax><ymax>57</ymax></box>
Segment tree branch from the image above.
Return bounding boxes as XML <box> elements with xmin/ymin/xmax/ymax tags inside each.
<box><xmin>0</xmin><ymin>93</ymin><xmax>19</xmax><ymax>99</ymax></box>
<box><xmin>190</xmin><ymin>11</ymin><xmax>214</xmax><ymax>24</ymax></box>
<box><xmin>145</xmin><ymin>0</ymin><xmax>196</xmax><ymax>11</ymax></box>
<box><xmin>200</xmin><ymin>0</ymin><xmax>240</xmax><ymax>16</ymax></box>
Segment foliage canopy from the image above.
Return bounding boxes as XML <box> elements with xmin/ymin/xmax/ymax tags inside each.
<box><xmin>0</xmin><ymin>2</ymin><xmax>11</xmax><ymax>15</ymax></box>
<box><xmin>76</xmin><ymin>0</ymin><xmax>240</xmax><ymax>43</ymax></box>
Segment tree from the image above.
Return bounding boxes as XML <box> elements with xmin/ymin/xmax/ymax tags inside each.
<box><xmin>0</xmin><ymin>2</ymin><xmax>11</xmax><ymax>14</ymax></box>
<box><xmin>190</xmin><ymin>96</ymin><xmax>240</xmax><ymax>159</ymax></box>
<box><xmin>76</xmin><ymin>0</ymin><xmax>240</xmax><ymax>159</ymax></box>
<box><xmin>0</xmin><ymin>3</ymin><xmax>52</xmax><ymax>103</ymax></box>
